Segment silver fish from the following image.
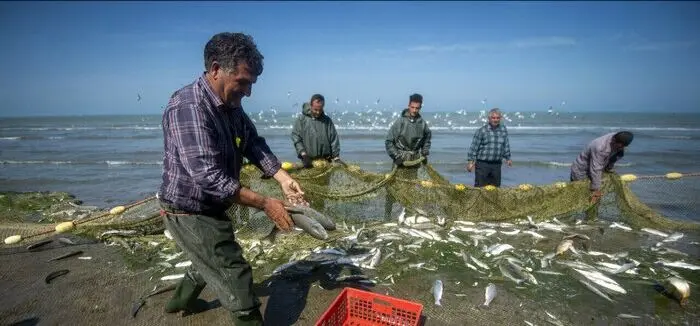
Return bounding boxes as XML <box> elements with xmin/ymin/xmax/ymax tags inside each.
<box><xmin>579</xmin><ymin>279</ymin><xmax>614</xmax><ymax>302</ymax></box>
<box><xmin>641</xmin><ymin>228</ymin><xmax>668</xmax><ymax>237</ymax></box>
<box><xmin>573</xmin><ymin>268</ymin><xmax>627</xmax><ymax>294</ymax></box>
<box><xmin>523</xmin><ymin>230</ymin><xmax>546</xmax><ymax>239</ymax></box>
<box><xmin>617</xmin><ymin>314</ymin><xmax>641</xmax><ymax>319</ymax></box>
<box><xmin>289</xmin><ymin>213</ymin><xmax>328</xmax><ymax>240</ymax></box>
<box><xmin>433</xmin><ymin>280</ymin><xmax>443</xmax><ymax>306</ymax></box>
<box><xmin>500</xmin><ymin>229</ymin><xmax>521</xmax><ymax>236</ymax></box>
<box><xmin>609</xmin><ymin>222</ymin><xmax>632</xmax><ymax>231</ymax></box>
<box><xmin>366</xmin><ymin>248</ymin><xmax>382</xmax><ymax>269</ymax></box>
<box><xmin>486</xmin><ymin>243</ymin><xmax>514</xmax><ymax>256</ymax></box>
<box><xmin>483</xmin><ymin>283</ymin><xmax>497</xmax><ymax>306</ymax></box>
<box><xmin>662</xmin><ymin>232</ymin><xmax>684</xmax><ymax>243</ymax></box>
<box><xmin>470</xmin><ymin>254</ymin><xmax>490</xmax><ymax>270</ymax></box>
<box><xmin>534</xmin><ymin>270</ymin><xmax>564</xmax><ymax>276</ymax></box>
<box><xmin>499</xmin><ymin>261</ymin><xmax>538</xmax><ymax>285</ymax></box>
<box><xmin>612</xmin><ymin>262</ymin><xmax>637</xmax><ymax>274</ymax></box>
<box><xmin>656</xmin><ymin>260</ymin><xmax>700</xmax><ymax>271</ymax></box>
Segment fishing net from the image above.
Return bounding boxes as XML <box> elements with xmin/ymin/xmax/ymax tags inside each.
<box><xmin>2</xmin><ymin>161</ymin><xmax>699</xmax><ymax>247</ymax></box>
<box><xmin>2</xmin><ymin>162</ymin><xmax>700</xmax><ymax>325</ymax></box>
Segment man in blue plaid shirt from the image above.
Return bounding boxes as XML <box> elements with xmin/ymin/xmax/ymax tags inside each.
<box><xmin>466</xmin><ymin>108</ymin><xmax>512</xmax><ymax>187</ymax></box>
<box><xmin>158</xmin><ymin>32</ymin><xmax>307</xmax><ymax>325</ymax></box>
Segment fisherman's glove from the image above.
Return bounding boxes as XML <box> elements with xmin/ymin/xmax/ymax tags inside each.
<box><xmin>394</xmin><ymin>157</ymin><xmax>404</xmax><ymax>167</ymax></box>
<box><xmin>301</xmin><ymin>154</ymin><xmax>313</xmax><ymax>168</ymax></box>
<box><xmin>263</xmin><ymin>198</ymin><xmax>294</xmax><ymax>231</ymax></box>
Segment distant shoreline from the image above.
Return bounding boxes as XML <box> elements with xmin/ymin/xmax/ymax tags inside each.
<box><xmin>2</xmin><ymin>110</ymin><xmax>699</xmax><ymax>119</ymax></box>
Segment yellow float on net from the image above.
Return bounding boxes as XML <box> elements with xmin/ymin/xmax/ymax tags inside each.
<box><xmin>312</xmin><ymin>159</ymin><xmax>328</xmax><ymax>168</ymax></box>
<box><xmin>666</xmin><ymin>172</ymin><xmax>683</xmax><ymax>180</ymax></box>
<box><xmin>554</xmin><ymin>182</ymin><xmax>567</xmax><ymax>188</ymax></box>
<box><xmin>455</xmin><ymin>183</ymin><xmax>466</xmax><ymax>191</ymax></box>
<box><xmin>281</xmin><ymin>161</ymin><xmax>294</xmax><ymax>171</ymax></box>
<box><xmin>348</xmin><ymin>165</ymin><xmax>361</xmax><ymax>172</ymax></box>
<box><xmin>109</xmin><ymin>205</ymin><xmax>126</xmax><ymax>215</ymax></box>
<box><xmin>620</xmin><ymin>174</ymin><xmax>637</xmax><ymax>182</ymax></box>
<box><xmin>518</xmin><ymin>184</ymin><xmax>533</xmax><ymax>191</ymax></box>
<box><xmin>243</xmin><ymin>164</ymin><xmax>257</xmax><ymax>172</ymax></box>
<box><xmin>420</xmin><ymin>180</ymin><xmax>434</xmax><ymax>188</ymax></box>
<box><xmin>4</xmin><ymin>235</ymin><xmax>22</xmax><ymax>245</ymax></box>
<box><xmin>55</xmin><ymin>221</ymin><xmax>75</xmax><ymax>233</ymax></box>
<box><xmin>484</xmin><ymin>185</ymin><xmax>497</xmax><ymax>191</ymax></box>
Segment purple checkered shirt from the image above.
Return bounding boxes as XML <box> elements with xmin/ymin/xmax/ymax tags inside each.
<box><xmin>159</xmin><ymin>73</ymin><xmax>281</xmax><ymax>214</ymax></box>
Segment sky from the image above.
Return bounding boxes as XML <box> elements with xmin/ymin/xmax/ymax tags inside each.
<box><xmin>0</xmin><ymin>1</ymin><xmax>698</xmax><ymax>117</ymax></box>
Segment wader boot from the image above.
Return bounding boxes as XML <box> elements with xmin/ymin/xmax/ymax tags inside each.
<box><xmin>164</xmin><ymin>271</ymin><xmax>207</xmax><ymax>314</ymax></box>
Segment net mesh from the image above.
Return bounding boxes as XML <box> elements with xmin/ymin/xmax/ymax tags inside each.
<box><xmin>2</xmin><ymin>162</ymin><xmax>699</xmax><ymax>247</ymax></box>
<box><xmin>1</xmin><ymin>162</ymin><xmax>699</xmax><ymax>325</ymax></box>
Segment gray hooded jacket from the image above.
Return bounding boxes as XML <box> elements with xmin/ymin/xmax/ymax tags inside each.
<box><xmin>385</xmin><ymin>108</ymin><xmax>432</xmax><ymax>162</ymax></box>
<box><xmin>291</xmin><ymin>103</ymin><xmax>340</xmax><ymax>160</ymax></box>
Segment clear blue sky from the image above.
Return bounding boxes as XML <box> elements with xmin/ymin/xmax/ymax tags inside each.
<box><xmin>0</xmin><ymin>1</ymin><xmax>698</xmax><ymax>117</ymax></box>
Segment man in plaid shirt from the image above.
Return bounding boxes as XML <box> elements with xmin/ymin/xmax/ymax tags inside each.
<box><xmin>466</xmin><ymin>108</ymin><xmax>512</xmax><ymax>187</ymax></box>
<box><xmin>158</xmin><ymin>32</ymin><xmax>306</xmax><ymax>325</ymax></box>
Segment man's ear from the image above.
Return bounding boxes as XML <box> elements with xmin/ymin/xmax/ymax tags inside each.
<box><xmin>209</xmin><ymin>61</ymin><xmax>221</xmax><ymax>79</ymax></box>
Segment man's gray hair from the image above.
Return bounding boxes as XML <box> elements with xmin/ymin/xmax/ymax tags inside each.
<box><xmin>489</xmin><ymin>108</ymin><xmax>502</xmax><ymax>117</ymax></box>
<box><xmin>204</xmin><ymin>32</ymin><xmax>264</xmax><ymax>76</ymax></box>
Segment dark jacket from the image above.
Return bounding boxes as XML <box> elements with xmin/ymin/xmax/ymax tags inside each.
<box><xmin>291</xmin><ymin>103</ymin><xmax>340</xmax><ymax>160</ymax></box>
<box><xmin>385</xmin><ymin>108</ymin><xmax>432</xmax><ymax>161</ymax></box>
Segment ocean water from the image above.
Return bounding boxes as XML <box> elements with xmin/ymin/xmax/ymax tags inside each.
<box><xmin>1</xmin><ymin>110</ymin><xmax>699</xmax><ymax>220</ymax></box>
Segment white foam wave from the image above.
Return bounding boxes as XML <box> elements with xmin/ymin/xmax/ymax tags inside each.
<box><xmin>1</xmin><ymin>160</ymin><xmax>73</xmax><ymax>164</ymax></box>
<box><xmin>104</xmin><ymin>161</ymin><xmax>162</xmax><ymax>166</ymax></box>
<box><xmin>0</xmin><ymin>137</ymin><xmax>20</xmax><ymax>140</ymax></box>
<box><xmin>543</xmin><ymin>161</ymin><xmax>572</xmax><ymax>167</ymax></box>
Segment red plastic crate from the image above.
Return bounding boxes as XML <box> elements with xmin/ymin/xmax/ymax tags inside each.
<box><xmin>315</xmin><ymin>287</ymin><xmax>423</xmax><ymax>326</ymax></box>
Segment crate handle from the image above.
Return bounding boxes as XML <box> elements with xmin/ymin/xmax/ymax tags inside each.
<box><xmin>372</xmin><ymin>297</ymin><xmax>393</xmax><ymax>315</ymax></box>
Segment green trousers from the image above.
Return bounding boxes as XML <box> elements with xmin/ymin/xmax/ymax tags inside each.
<box><xmin>160</xmin><ymin>202</ymin><xmax>262</xmax><ymax>325</ymax></box>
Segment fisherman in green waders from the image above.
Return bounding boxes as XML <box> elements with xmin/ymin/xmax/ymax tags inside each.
<box><xmin>384</xmin><ymin>93</ymin><xmax>432</xmax><ymax>218</ymax></box>
<box><xmin>158</xmin><ymin>32</ymin><xmax>307</xmax><ymax>326</ymax></box>
<box><xmin>290</xmin><ymin>93</ymin><xmax>341</xmax><ymax>211</ymax></box>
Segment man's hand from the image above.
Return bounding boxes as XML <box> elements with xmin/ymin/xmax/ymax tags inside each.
<box><xmin>590</xmin><ymin>190</ymin><xmax>602</xmax><ymax>204</ymax></box>
<box><xmin>273</xmin><ymin>168</ymin><xmax>308</xmax><ymax>206</ymax></box>
<box><xmin>301</xmin><ymin>154</ymin><xmax>313</xmax><ymax>168</ymax></box>
<box><xmin>331</xmin><ymin>157</ymin><xmax>344</xmax><ymax>167</ymax></box>
<box><xmin>466</xmin><ymin>161</ymin><xmax>475</xmax><ymax>173</ymax></box>
<box><xmin>394</xmin><ymin>158</ymin><xmax>404</xmax><ymax>167</ymax></box>
<box><xmin>506</xmin><ymin>160</ymin><xmax>513</xmax><ymax>167</ymax></box>
<box><xmin>263</xmin><ymin>198</ymin><xmax>294</xmax><ymax>231</ymax></box>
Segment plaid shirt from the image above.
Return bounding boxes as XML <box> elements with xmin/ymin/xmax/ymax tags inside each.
<box><xmin>467</xmin><ymin>123</ymin><xmax>511</xmax><ymax>163</ymax></box>
<box><xmin>159</xmin><ymin>73</ymin><xmax>281</xmax><ymax>214</ymax></box>
<box><xmin>570</xmin><ymin>132</ymin><xmax>620</xmax><ymax>191</ymax></box>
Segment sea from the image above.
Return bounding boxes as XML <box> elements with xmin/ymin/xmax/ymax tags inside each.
<box><xmin>1</xmin><ymin>109</ymin><xmax>699</xmax><ymax>221</ymax></box>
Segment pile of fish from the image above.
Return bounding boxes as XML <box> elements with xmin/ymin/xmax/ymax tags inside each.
<box><xmin>135</xmin><ymin>205</ymin><xmax>697</xmax><ymax>323</ymax></box>
<box><xmin>272</xmin><ymin>208</ymin><xmax>695</xmax><ymax>308</ymax></box>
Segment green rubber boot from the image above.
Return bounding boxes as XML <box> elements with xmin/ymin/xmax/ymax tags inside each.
<box><xmin>164</xmin><ymin>272</ymin><xmax>206</xmax><ymax>314</ymax></box>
